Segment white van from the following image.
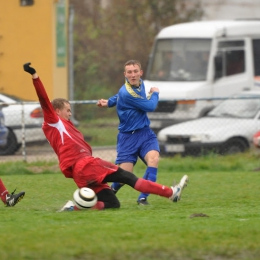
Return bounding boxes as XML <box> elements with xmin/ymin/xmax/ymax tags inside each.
<box><xmin>144</xmin><ymin>20</ymin><xmax>260</xmax><ymax>133</ymax></box>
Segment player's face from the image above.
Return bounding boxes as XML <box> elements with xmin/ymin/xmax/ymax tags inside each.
<box><xmin>56</xmin><ymin>102</ymin><xmax>72</xmax><ymax>120</ymax></box>
<box><xmin>124</xmin><ymin>64</ymin><xmax>143</xmax><ymax>86</ymax></box>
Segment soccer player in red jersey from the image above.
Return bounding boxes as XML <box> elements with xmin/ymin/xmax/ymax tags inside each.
<box><xmin>23</xmin><ymin>63</ymin><xmax>188</xmax><ymax>211</ymax></box>
<box><xmin>0</xmin><ymin>178</ymin><xmax>25</xmax><ymax>207</ymax></box>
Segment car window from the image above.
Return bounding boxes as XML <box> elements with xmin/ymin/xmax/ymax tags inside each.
<box><xmin>208</xmin><ymin>98</ymin><xmax>260</xmax><ymax>118</ymax></box>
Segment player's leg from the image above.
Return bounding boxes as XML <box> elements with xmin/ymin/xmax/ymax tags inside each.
<box><xmin>59</xmin><ymin>158</ymin><xmax>121</xmax><ymax>212</ymax></box>
<box><xmin>59</xmin><ymin>158</ymin><xmax>188</xmax><ymax>211</ymax></box>
<box><xmin>137</xmin><ymin>150</ymin><xmax>159</xmax><ymax>205</ymax></box>
<box><xmin>0</xmin><ymin>179</ymin><xmax>8</xmax><ymax>205</ymax></box>
<box><xmin>0</xmin><ymin>179</ymin><xmax>25</xmax><ymax>207</ymax></box>
<box><xmin>59</xmin><ymin>188</ymin><xmax>120</xmax><ymax>212</ymax></box>
<box><xmin>92</xmin><ymin>188</ymin><xmax>120</xmax><ymax>210</ymax></box>
<box><xmin>104</xmin><ymin>168</ymin><xmax>189</xmax><ymax>202</ymax></box>
<box><xmin>112</xmin><ymin>132</ymin><xmax>138</xmax><ymax>194</ymax></box>
<box><xmin>137</xmin><ymin>129</ymin><xmax>160</xmax><ymax>205</ymax></box>
<box><xmin>111</xmin><ymin>162</ymin><xmax>134</xmax><ymax>193</ymax></box>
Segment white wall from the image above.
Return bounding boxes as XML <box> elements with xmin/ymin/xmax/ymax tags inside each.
<box><xmin>201</xmin><ymin>0</ymin><xmax>260</xmax><ymax>20</ymax></box>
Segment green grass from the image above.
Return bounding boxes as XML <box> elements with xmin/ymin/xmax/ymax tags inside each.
<box><xmin>78</xmin><ymin>118</ymin><xmax>118</xmax><ymax>146</ymax></box>
<box><xmin>1</xmin><ymin>152</ymin><xmax>260</xmax><ymax>259</ymax></box>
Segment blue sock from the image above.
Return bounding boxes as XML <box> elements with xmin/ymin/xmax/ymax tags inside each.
<box><xmin>138</xmin><ymin>167</ymin><xmax>158</xmax><ymax>201</ymax></box>
<box><xmin>111</xmin><ymin>182</ymin><xmax>123</xmax><ymax>192</ymax></box>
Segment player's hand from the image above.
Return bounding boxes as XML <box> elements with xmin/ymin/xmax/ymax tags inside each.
<box><xmin>23</xmin><ymin>62</ymin><xmax>36</xmax><ymax>75</ymax></box>
<box><xmin>149</xmin><ymin>87</ymin><xmax>159</xmax><ymax>93</ymax></box>
<box><xmin>97</xmin><ymin>99</ymin><xmax>108</xmax><ymax>107</ymax></box>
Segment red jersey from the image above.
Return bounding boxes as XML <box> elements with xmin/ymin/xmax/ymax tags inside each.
<box><xmin>33</xmin><ymin>77</ymin><xmax>92</xmax><ymax>178</ymax></box>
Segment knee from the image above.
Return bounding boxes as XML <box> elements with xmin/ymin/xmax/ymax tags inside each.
<box><xmin>113</xmin><ymin>200</ymin><xmax>120</xmax><ymax>208</ymax></box>
<box><xmin>106</xmin><ymin>199</ymin><xmax>120</xmax><ymax>209</ymax></box>
<box><xmin>145</xmin><ymin>152</ymin><xmax>160</xmax><ymax>167</ymax></box>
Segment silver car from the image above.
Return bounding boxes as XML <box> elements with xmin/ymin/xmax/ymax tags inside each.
<box><xmin>0</xmin><ymin>106</ymin><xmax>8</xmax><ymax>150</ymax></box>
<box><xmin>158</xmin><ymin>91</ymin><xmax>260</xmax><ymax>156</ymax></box>
<box><xmin>0</xmin><ymin>93</ymin><xmax>45</xmax><ymax>155</ymax></box>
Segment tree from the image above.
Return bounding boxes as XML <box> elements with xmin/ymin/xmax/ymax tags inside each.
<box><xmin>70</xmin><ymin>0</ymin><xmax>203</xmax><ymax>105</ymax></box>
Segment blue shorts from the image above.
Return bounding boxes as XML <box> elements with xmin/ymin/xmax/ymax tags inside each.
<box><xmin>115</xmin><ymin>127</ymin><xmax>160</xmax><ymax>165</ymax></box>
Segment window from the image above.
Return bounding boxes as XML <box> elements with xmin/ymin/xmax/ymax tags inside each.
<box><xmin>20</xmin><ymin>0</ymin><xmax>34</xmax><ymax>6</ymax></box>
<box><xmin>217</xmin><ymin>40</ymin><xmax>245</xmax><ymax>77</ymax></box>
<box><xmin>218</xmin><ymin>41</ymin><xmax>244</xmax><ymax>48</ymax></box>
<box><xmin>226</xmin><ymin>50</ymin><xmax>245</xmax><ymax>76</ymax></box>
<box><xmin>146</xmin><ymin>38</ymin><xmax>211</xmax><ymax>82</ymax></box>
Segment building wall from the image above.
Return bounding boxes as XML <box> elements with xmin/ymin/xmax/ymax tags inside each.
<box><xmin>201</xmin><ymin>0</ymin><xmax>260</xmax><ymax>20</ymax></box>
<box><xmin>0</xmin><ymin>0</ymin><xmax>68</xmax><ymax>101</ymax></box>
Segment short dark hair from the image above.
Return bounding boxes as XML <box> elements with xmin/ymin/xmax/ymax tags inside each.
<box><xmin>52</xmin><ymin>98</ymin><xmax>70</xmax><ymax>110</ymax></box>
<box><xmin>124</xmin><ymin>60</ymin><xmax>142</xmax><ymax>70</ymax></box>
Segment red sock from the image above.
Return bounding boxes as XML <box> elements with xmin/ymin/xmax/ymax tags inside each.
<box><xmin>91</xmin><ymin>201</ymin><xmax>105</xmax><ymax>210</ymax></box>
<box><xmin>0</xmin><ymin>179</ymin><xmax>8</xmax><ymax>204</ymax></box>
<box><xmin>73</xmin><ymin>201</ymin><xmax>105</xmax><ymax>211</ymax></box>
<box><xmin>134</xmin><ymin>179</ymin><xmax>172</xmax><ymax>198</ymax></box>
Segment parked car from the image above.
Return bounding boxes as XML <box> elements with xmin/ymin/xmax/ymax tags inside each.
<box><xmin>157</xmin><ymin>91</ymin><xmax>260</xmax><ymax>156</ymax></box>
<box><xmin>0</xmin><ymin>105</ymin><xmax>9</xmax><ymax>149</ymax></box>
<box><xmin>0</xmin><ymin>93</ymin><xmax>45</xmax><ymax>155</ymax></box>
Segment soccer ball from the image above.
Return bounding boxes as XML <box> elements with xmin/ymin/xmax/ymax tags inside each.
<box><xmin>73</xmin><ymin>187</ymin><xmax>97</xmax><ymax>209</ymax></box>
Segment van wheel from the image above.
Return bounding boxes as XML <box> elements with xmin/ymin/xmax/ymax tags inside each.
<box><xmin>0</xmin><ymin>129</ymin><xmax>18</xmax><ymax>155</ymax></box>
<box><xmin>220</xmin><ymin>138</ymin><xmax>248</xmax><ymax>155</ymax></box>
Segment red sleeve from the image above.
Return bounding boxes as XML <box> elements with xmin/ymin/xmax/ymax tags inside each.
<box><xmin>33</xmin><ymin>77</ymin><xmax>59</xmax><ymax>124</ymax></box>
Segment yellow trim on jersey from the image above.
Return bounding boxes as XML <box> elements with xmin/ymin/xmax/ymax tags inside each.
<box><xmin>125</xmin><ymin>80</ymin><xmax>143</xmax><ymax>99</ymax></box>
<box><xmin>146</xmin><ymin>93</ymin><xmax>152</xmax><ymax>100</ymax></box>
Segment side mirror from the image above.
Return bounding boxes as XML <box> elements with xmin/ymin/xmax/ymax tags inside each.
<box><xmin>214</xmin><ymin>52</ymin><xmax>223</xmax><ymax>80</ymax></box>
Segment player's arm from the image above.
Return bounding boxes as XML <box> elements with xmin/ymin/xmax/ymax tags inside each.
<box><xmin>125</xmin><ymin>90</ymin><xmax>159</xmax><ymax>112</ymax></box>
<box><xmin>107</xmin><ymin>94</ymin><xmax>118</xmax><ymax>107</ymax></box>
<box><xmin>23</xmin><ymin>63</ymin><xmax>58</xmax><ymax>123</ymax></box>
<box><xmin>97</xmin><ymin>94</ymin><xmax>118</xmax><ymax>108</ymax></box>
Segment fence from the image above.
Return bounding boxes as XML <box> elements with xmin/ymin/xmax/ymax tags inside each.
<box><xmin>0</xmin><ymin>95</ymin><xmax>260</xmax><ymax>163</ymax></box>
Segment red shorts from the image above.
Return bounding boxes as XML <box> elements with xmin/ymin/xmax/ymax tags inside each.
<box><xmin>72</xmin><ymin>156</ymin><xmax>118</xmax><ymax>194</ymax></box>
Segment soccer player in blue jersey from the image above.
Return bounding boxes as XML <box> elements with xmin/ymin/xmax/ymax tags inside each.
<box><xmin>97</xmin><ymin>60</ymin><xmax>160</xmax><ymax>205</ymax></box>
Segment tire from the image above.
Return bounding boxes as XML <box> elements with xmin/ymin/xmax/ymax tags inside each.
<box><xmin>220</xmin><ymin>138</ymin><xmax>249</xmax><ymax>155</ymax></box>
<box><xmin>0</xmin><ymin>128</ymin><xmax>19</xmax><ymax>155</ymax></box>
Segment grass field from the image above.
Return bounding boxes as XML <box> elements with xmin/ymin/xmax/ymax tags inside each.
<box><xmin>1</xmin><ymin>152</ymin><xmax>260</xmax><ymax>260</ymax></box>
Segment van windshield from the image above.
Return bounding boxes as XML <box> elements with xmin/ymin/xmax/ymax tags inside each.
<box><xmin>146</xmin><ymin>38</ymin><xmax>211</xmax><ymax>82</ymax></box>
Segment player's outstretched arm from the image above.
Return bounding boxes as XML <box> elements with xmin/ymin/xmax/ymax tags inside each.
<box><xmin>23</xmin><ymin>62</ymin><xmax>57</xmax><ymax>122</ymax></box>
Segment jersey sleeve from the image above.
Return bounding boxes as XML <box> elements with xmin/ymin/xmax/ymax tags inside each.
<box><xmin>108</xmin><ymin>94</ymin><xmax>118</xmax><ymax>107</ymax></box>
<box><xmin>32</xmin><ymin>77</ymin><xmax>59</xmax><ymax>124</ymax></box>
<box><xmin>123</xmin><ymin>90</ymin><xmax>159</xmax><ymax>112</ymax></box>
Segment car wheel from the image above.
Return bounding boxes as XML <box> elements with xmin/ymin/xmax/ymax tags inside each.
<box><xmin>221</xmin><ymin>138</ymin><xmax>249</xmax><ymax>155</ymax></box>
<box><xmin>0</xmin><ymin>128</ymin><xmax>18</xmax><ymax>155</ymax></box>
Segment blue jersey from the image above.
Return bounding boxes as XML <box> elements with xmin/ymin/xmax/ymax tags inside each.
<box><xmin>108</xmin><ymin>79</ymin><xmax>159</xmax><ymax>133</ymax></box>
